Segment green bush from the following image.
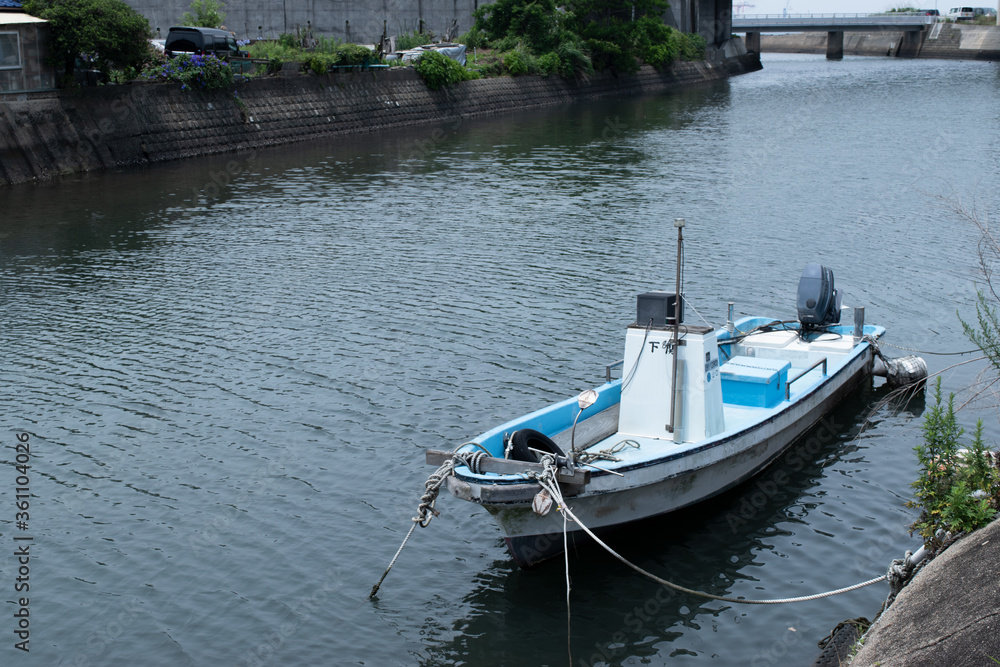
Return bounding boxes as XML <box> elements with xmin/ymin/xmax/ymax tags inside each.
<box><xmin>414</xmin><ymin>50</ymin><xmax>479</xmax><ymax>89</ymax></box>
<box><xmin>245</xmin><ymin>40</ymin><xmax>299</xmax><ymax>62</ymax></box>
<box><xmin>538</xmin><ymin>51</ymin><xmax>560</xmax><ymax>75</ymax></box>
<box><xmin>501</xmin><ymin>46</ymin><xmax>538</xmax><ymax>75</ymax></box>
<box><xmin>397</xmin><ymin>30</ymin><xmax>432</xmax><ymax>50</ymax></box>
<box><xmin>301</xmin><ymin>45</ymin><xmax>373</xmax><ymax>74</ymax></box>
<box><xmin>908</xmin><ymin>377</ymin><xmax>1000</xmax><ymax>542</ymax></box>
<box><xmin>473</xmin><ymin>0</ymin><xmax>561</xmax><ymax>53</ymax></box>
<box><xmin>458</xmin><ymin>25</ymin><xmax>485</xmax><ymax>49</ymax></box>
<box><xmin>179</xmin><ymin>0</ymin><xmax>225</xmax><ymax>29</ymax></box>
<box><xmin>679</xmin><ymin>32</ymin><xmax>707</xmax><ymax>61</ymax></box>
<box><xmin>554</xmin><ymin>39</ymin><xmax>592</xmax><ymax>78</ymax></box>
<box><xmin>585</xmin><ymin>37</ymin><xmax>638</xmax><ymax>73</ymax></box>
<box><xmin>141</xmin><ymin>52</ymin><xmax>234</xmax><ymax>90</ymax></box>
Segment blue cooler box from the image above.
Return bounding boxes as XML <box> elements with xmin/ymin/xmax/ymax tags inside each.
<box><xmin>720</xmin><ymin>356</ymin><xmax>791</xmax><ymax>408</ymax></box>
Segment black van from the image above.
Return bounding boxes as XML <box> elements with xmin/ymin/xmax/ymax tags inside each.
<box><xmin>165</xmin><ymin>26</ymin><xmax>243</xmax><ymax>60</ymax></box>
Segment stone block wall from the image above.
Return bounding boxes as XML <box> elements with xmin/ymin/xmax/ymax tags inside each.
<box><xmin>0</xmin><ymin>54</ymin><xmax>761</xmax><ymax>187</ymax></box>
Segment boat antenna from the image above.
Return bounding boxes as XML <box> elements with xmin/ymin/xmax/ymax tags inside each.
<box><xmin>667</xmin><ymin>218</ymin><xmax>684</xmax><ymax>435</ymax></box>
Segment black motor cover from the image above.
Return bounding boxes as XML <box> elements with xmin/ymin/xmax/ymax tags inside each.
<box><xmin>796</xmin><ymin>263</ymin><xmax>842</xmax><ymax>327</ymax></box>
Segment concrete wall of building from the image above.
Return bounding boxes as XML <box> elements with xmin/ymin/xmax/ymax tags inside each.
<box><xmin>0</xmin><ymin>52</ymin><xmax>760</xmax><ymax>186</ymax></box>
<box><xmin>134</xmin><ymin>0</ymin><xmax>732</xmax><ymax>46</ymax></box>
<box><xmin>140</xmin><ymin>0</ymin><xmax>482</xmax><ymax>44</ymax></box>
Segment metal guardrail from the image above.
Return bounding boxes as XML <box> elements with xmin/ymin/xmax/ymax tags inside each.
<box><xmin>606</xmin><ymin>359</ymin><xmax>624</xmax><ymax>383</ymax></box>
<box><xmin>785</xmin><ymin>357</ymin><xmax>827</xmax><ymax>400</ymax></box>
<box><xmin>735</xmin><ymin>13</ymin><xmax>936</xmax><ymax>28</ymax></box>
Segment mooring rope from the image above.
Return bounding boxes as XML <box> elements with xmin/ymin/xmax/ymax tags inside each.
<box><xmin>878</xmin><ymin>340</ymin><xmax>980</xmax><ymax>356</ymax></box>
<box><xmin>533</xmin><ymin>469</ymin><xmax>888</xmax><ymax>605</ymax></box>
<box><xmin>369</xmin><ymin>452</ymin><xmax>473</xmax><ymax>599</ymax></box>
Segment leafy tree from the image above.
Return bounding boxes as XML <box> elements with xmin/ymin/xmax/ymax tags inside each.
<box><xmin>23</xmin><ymin>0</ymin><xmax>151</xmax><ymax>84</ymax></box>
<box><xmin>180</xmin><ymin>0</ymin><xmax>226</xmax><ymax>29</ymax></box>
<box><xmin>472</xmin><ymin>0</ymin><xmax>704</xmax><ymax>76</ymax></box>
<box><xmin>473</xmin><ymin>0</ymin><xmax>563</xmax><ymax>53</ymax></box>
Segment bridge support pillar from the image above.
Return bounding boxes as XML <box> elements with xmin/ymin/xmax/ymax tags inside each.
<box><xmin>898</xmin><ymin>29</ymin><xmax>924</xmax><ymax>57</ymax></box>
<box><xmin>826</xmin><ymin>30</ymin><xmax>844</xmax><ymax>60</ymax></box>
<box><xmin>745</xmin><ymin>31</ymin><xmax>760</xmax><ymax>53</ymax></box>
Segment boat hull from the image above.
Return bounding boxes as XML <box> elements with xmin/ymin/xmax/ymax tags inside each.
<box><xmin>462</xmin><ymin>345</ymin><xmax>874</xmax><ymax>568</ymax></box>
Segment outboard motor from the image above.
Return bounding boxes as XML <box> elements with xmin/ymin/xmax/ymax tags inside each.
<box><xmin>797</xmin><ymin>263</ymin><xmax>842</xmax><ymax>329</ymax></box>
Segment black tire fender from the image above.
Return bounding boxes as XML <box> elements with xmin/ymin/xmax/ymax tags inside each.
<box><xmin>506</xmin><ymin>429</ymin><xmax>564</xmax><ymax>463</ymax></box>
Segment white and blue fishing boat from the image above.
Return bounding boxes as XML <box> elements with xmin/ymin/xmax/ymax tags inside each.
<box><xmin>426</xmin><ymin>220</ymin><xmax>925</xmax><ymax>568</ymax></box>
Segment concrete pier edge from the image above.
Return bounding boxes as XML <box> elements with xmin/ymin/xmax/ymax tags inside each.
<box><xmin>843</xmin><ymin>516</ymin><xmax>1000</xmax><ymax>666</ymax></box>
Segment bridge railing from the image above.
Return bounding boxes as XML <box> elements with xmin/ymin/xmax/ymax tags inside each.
<box><xmin>740</xmin><ymin>13</ymin><xmax>931</xmax><ymax>19</ymax></box>
<box><xmin>734</xmin><ymin>13</ymin><xmax>937</xmax><ymax>26</ymax></box>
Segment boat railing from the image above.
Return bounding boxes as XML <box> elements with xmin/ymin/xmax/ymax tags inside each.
<box><xmin>785</xmin><ymin>357</ymin><xmax>827</xmax><ymax>400</ymax></box>
<box><xmin>606</xmin><ymin>359</ymin><xmax>625</xmax><ymax>383</ymax></box>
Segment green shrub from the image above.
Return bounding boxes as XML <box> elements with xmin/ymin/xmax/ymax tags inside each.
<box><xmin>501</xmin><ymin>46</ymin><xmax>538</xmax><ymax>75</ymax></box>
<box><xmin>314</xmin><ymin>35</ymin><xmax>342</xmax><ymax>53</ymax></box>
<box><xmin>585</xmin><ymin>37</ymin><xmax>637</xmax><ymax>73</ymax></box>
<box><xmin>277</xmin><ymin>32</ymin><xmax>298</xmax><ymax>49</ymax></box>
<box><xmin>141</xmin><ymin>52</ymin><xmax>234</xmax><ymax>90</ymax></box>
<box><xmin>300</xmin><ymin>45</ymin><xmax>374</xmax><ymax>74</ymax></box>
<box><xmin>245</xmin><ymin>40</ymin><xmax>299</xmax><ymax>62</ymax></box>
<box><xmin>459</xmin><ymin>25</ymin><xmax>485</xmax><ymax>49</ymax></box>
<box><xmin>538</xmin><ymin>51</ymin><xmax>560</xmax><ymax>75</ymax></box>
<box><xmin>679</xmin><ymin>32</ymin><xmax>707</xmax><ymax>61</ymax></box>
<box><xmin>397</xmin><ymin>30</ymin><xmax>432</xmax><ymax>50</ymax></box>
<box><xmin>336</xmin><ymin>43</ymin><xmax>374</xmax><ymax>66</ymax></box>
<box><xmin>414</xmin><ymin>50</ymin><xmax>479</xmax><ymax>89</ymax></box>
<box><xmin>179</xmin><ymin>0</ymin><xmax>225</xmax><ymax>29</ymax></box>
<box><xmin>554</xmin><ymin>39</ymin><xmax>592</xmax><ymax>78</ymax></box>
<box><xmin>473</xmin><ymin>0</ymin><xmax>561</xmax><ymax>53</ymax></box>
<box><xmin>908</xmin><ymin>377</ymin><xmax>1000</xmax><ymax>542</ymax></box>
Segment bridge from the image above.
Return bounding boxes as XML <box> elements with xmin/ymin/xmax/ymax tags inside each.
<box><xmin>732</xmin><ymin>13</ymin><xmax>937</xmax><ymax>59</ymax></box>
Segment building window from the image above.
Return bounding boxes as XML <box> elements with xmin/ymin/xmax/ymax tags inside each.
<box><xmin>0</xmin><ymin>32</ymin><xmax>20</xmax><ymax>70</ymax></box>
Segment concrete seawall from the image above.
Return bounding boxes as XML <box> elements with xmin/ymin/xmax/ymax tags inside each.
<box><xmin>760</xmin><ymin>23</ymin><xmax>1000</xmax><ymax>60</ymax></box>
<box><xmin>0</xmin><ymin>54</ymin><xmax>760</xmax><ymax>187</ymax></box>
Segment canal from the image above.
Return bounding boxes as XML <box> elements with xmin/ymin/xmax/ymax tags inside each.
<box><xmin>2</xmin><ymin>53</ymin><xmax>999</xmax><ymax>665</ymax></box>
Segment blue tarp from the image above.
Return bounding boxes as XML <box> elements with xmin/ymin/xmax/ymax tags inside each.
<box><xmin>0</xmin><ymin>0</ymin><xmax>24</xmax><ymax>8</ymax></box>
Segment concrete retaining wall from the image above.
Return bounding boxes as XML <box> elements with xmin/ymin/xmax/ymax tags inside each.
<box><xmin>0</xmin><ymin>53</ymin><xmax>760</xmax><ymax>187</ymax></box>
<box><xmin>759</xmin><ymin>23</ymin><xmax>1000</xmax><ymax>60</ymax></box>
<box><xmin>130</xmin><ymin>0</ymin><xmax>726</xmax><ymax>48</ymax></box>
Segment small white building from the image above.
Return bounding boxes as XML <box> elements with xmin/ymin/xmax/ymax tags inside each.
<box><xmin>1</xmin><ymin>2</ymin><xmax>55</xmax><ymax>92</ymax></box>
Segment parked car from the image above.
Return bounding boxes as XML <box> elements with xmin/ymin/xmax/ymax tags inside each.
<box><xmin>946</xmin><ymin>7</ymin><xmax>975</xmax><ymax>20</ymax></box>
<box><xmin>973</xmin><ymin>7</ymin><xmax>997</xmax><ymax>17</ymax></box>
<box><xmin>165</xmin><ymin>26</ymin><xmax>244</xmax><ymax>60</ymax></box>
<box><xmin>920</xmin><ymin>9</ymin><xmax>940</xmax><ymax>16</ymax></box>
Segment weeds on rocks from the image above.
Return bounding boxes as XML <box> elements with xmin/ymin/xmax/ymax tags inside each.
<box><xmin>908</xmin><ymin>377</ymin><xmax>1000</xmax><ymax>544</ymax></box>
